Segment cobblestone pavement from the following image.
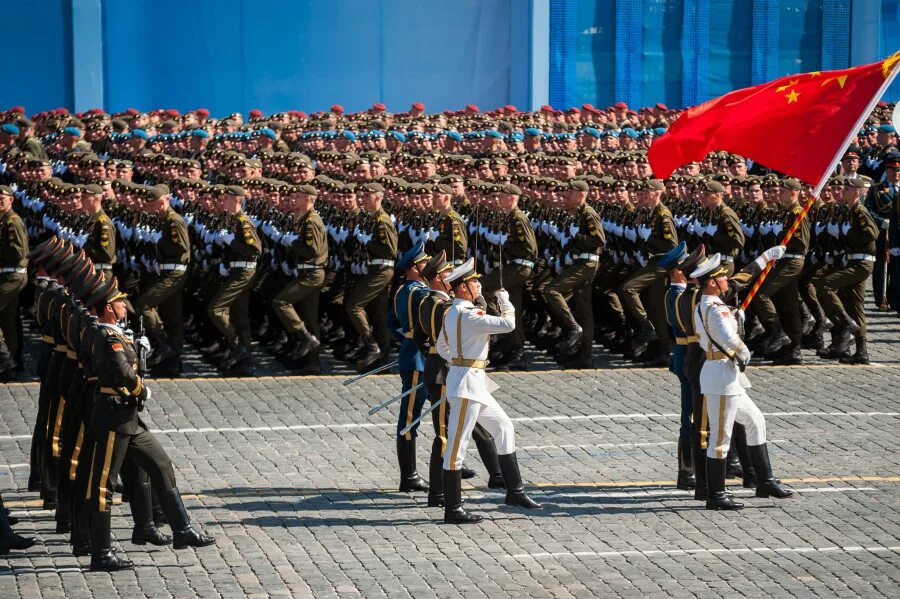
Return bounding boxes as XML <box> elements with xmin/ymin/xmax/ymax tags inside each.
<box><xmin>1</xmin><ymin>307</ymin><xmax>899</xmax><ymax>597</ymax></box>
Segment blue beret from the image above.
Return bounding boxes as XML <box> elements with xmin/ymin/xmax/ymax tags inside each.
<box><xmin>131</xmin><ymin>128</ymin><xmax>149</xmax><ymax>140</ymax></box>
<box><xmin>259</xmin><ymin>127</ymin><xmax>276</xmax><ymax>139</ymax></box>
<box><xmin>557</xmin><ymin>132</ymin><xmax>575</xmax><ymax>140</ymax></box>
<box><xmin>638</xmin><ymin>129</ymin><xmax>652</xmax><ymax>137</ymax></box>
<box><xmin>191</xmin><ymin>129</ymin><xmax>209</xmax><ymax>138</ymax></box>
<box><xmin>368</xmin><ymin>129</ymin><xmax>385</xmax><ymax>138</ymax></box>
<box><xmin>396</xmin><ymin>241</ymin><xmax>430</xmax><ymax>271</ymax></box>
<box><xmin>446</xmin><ymin>130</ymin><xmax>463</xmax><ymax>142</ymax></box>
<box><xmin>341</xmin><ymin>130</ymin><xmax>357</xmax><ymax>141</ymax></box>
<box><xmin>389</xmin><ymin>131</ymin><xmax>406</xmax><ymax>142</ymax></box>
<box><xmin>1</xmin><ymin>123</ymin><xmax>19</xmax><ymax>135</ymax></box>
<box><xmin>582</xmin><ymin>127</ymin><xmax>601</xmax><ymax>138</ymax></box>
<box><xmin>607</xmin><ymin>130</ymin><xmax>620</xmax><ymax>138</ymax></box>
<box><xmin>485</xmin><ymin>129</ymin><xmax>503</xmax><ymax>139</ymax></box>
<box><xmin>508</xmin><ymin>132</ymin><xmax>524</xmax><ymax>142</ymax></box>
<box><xmin>654</xmin><ymin>127</ymin><xmax>667</xmax><ymax>135</ymax></box>
<box><xmin>63</xmin><ymin>126</ymin><xmax>82</xmax><ymax>136</ymax></box>
<box><xmin>524</xmin><ymin>127</ymin><xmax>542</xmax><ymax>137</ymax></box>
<box><xmin>623</xmin><ymin>128</ymin><xmax>639</xmax><ymax>139</ymax></box>
<box><xmin>656</xmin><ymin>240</ymin><xmax>688</xmax><ymax>269</ymax></box>
<box><xmin>878</xmin><ymin>124</ymin><xmax>896</xmax><ymax>133</ymax></box>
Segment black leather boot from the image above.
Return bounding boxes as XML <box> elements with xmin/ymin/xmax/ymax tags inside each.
<box><xmin>473</xmin><ymin>431</ymin><xmax>506</xmax><ymax>490</ymax></box>
<box><xmin>396</xmin><ymin>438</ymin><xmax>429</xmax><ymax>492</ymax></box>
<box><xmin>762</xmin><ymin>322</ymin><xmax>791</xmax><ymax>356</ymax></box>
<box><xmin>830</xmin><ymin>310</ymin><xmax>860</xmax><ymax>357</ymax></box>
<box><xmin>555</xmin><ymin>317</ymin><xmax>583</xmax><ymax>355</ymax></box>
<box><xmin>627</xmin><ymin>318</ymin><xmax>656</xmax><ymax>357</ymax></box>
<box><xmin>427</xmin><ymin>439</ymin><xmax>444</xmax><ymax>507</ymax></box>
<box><xmin>355</xmin><ymin>333</ymin><xmax>382</xmax><ymax>370</ymax></box>
<box><xmin>692</xmin><ymin>435</ymin><xmax>708</xmax><ymax>501</ymax></box>
<box><xmin>220</xmin><ymin>336</ymin><xmax>250</xmax><ymax>370</ymax></box>
<box><xmin>89</xmin><ymin>511</ymin><xmax>133</xmax><ymax>571</ymax></box>
<box><xmin>130</xmin><ymin>481</ymin><xmax>172</xmax><ymax>546</ymax></box>
<box><xmin>676</xmin><ymin>438</ymin><xmax>696</xmax><ymax>490</ymax></box>
<box><xmin>839</xmin><ymin>337</ymin><xmax>870</xmax><ymax>365</ymax></box>
<box><xmin>443</xmin><ymin>470</ymin><xmax>482</xmax><ymax>524</ymax></box>
<box><xmin>725</xmin><ymin>447</ymin><xmax>743</xmax><ymax>479</ymax></box>
<box><xmin>748</xmin><ymin>444</ymin><xmax>794</xmax><ymax>499</ymax></box>
<box><xmin>0</xmin><ymin>502</ymin><xmax>37</xmax><ymax>554</ymax></box>
<box><xmin>498</xmin><ymin>453</ymin><xmax>542</xmax><ymax>509</ymax></box>
<box><xmin>287</xmin><ymin>329</ymin><xmax>321</xmax><ymax>362</ymax></box>
<box><xmin>732</xmin><ymin>424</ymin><xmax>757</xmax><ymax>488</ymax></box>
<box><xmin>159</xmin><ymin>487</ymin><xmax>215</xmax><ymax>549</ymax></box>
<box><xmin>71</xmin><ymin>502</ymin><xmax>91</xmax><ymax>556</ymax></box>
<box><xmin>705</xmin><ymin>458</ymin><xmax>744</xmax><ymax>511</ymax></box>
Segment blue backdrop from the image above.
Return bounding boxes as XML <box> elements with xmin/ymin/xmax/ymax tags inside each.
<box><xmin>1</xmin><ymin>0</ymin><xmax>899</xmax><ymax>116</ymax></box>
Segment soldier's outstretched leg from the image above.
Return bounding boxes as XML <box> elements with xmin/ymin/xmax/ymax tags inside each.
<box><xmin>472</xmin><ymin>424</ymin><xmax>505</xmax><ymax>489</ymax></box>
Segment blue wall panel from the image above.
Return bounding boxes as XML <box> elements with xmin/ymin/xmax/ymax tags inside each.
<box><xmin>706</xmin><ymin>0</ymin><xmax>753</xmax><ymax>100</ymax></box>
<box><xmin>0</xmin><ymin>0</ymin><xmax>73</xmax><ymax>114</ymax></box>
<box><xmin>642</xmin><ymin>0</ymin><xmax>683</xmax><ymax>108</ymax></box>
<box><xmin>575</xmin><ymin>0</ymin><xmax>616</xmax><ymax>108</ymax></box>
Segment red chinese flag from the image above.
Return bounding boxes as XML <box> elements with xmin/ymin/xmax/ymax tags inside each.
<box><xmin>649</xmin><ymin>53</ymin><xmax>900</xmax><ymax>186</ymax></box>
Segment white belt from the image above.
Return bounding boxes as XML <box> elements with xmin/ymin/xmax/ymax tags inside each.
<box><xmin>368</xmin><ymin>259</ymin><xmax>395</xmax><ymax>267</ymax></box>
<box><xmin>450</xmin><ymin>259</ymin><xmax>465</xmax><ymax>266</ymax></box>
<box><xmin>0</xmin><ymin>267</ymin><xmax>26</xmax><ymax>274</ymax></box>
<box><xmin>94</xmin><ymin>263</ymin><xmax>113</xmax><ymax>270</ymax></box>
<box><xmin>574</xmin><ymin>252</ymin><xmax>599</xmax><ymax>261</ymax></box>
<box><xmin>297</xmin><ymin>264</ymin><xmax>323</xmax><ymax>270</ymax></box>
<box><xmin>159</xmin><ymin>263</ymin><xmax>188</xmax><ymax>271</ymax></box>
<box><xmin>229</xmin><ymin>261</ymin><xmax>257</xmax><ymax>269</ymax></box>
<box><xmin>782</xmin><ymin>253</ymin><xmax>805</xmax><ymax>260</ymax></box>
<box><xmin>846</xmin><ymin>253</ymin><xmax>876</xmax><ymax>262</ymax></box>
<box><xmin>511</xmin><ymin>258</ymin><xmax>535</xmax><ymax>268</ymax></box>
<box><xmin>720</xmin><ymin>256</ymin><xmax>734</xmax><ymax>263</ymax></box>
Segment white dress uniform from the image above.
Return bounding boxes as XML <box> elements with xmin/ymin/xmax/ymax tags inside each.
<box><xmin>437</xmin><ymin>296</ymin><xmax>516</xmax><ymax>470</ymax></box>
<box><xmin>694</xmin><ymin>293</ymin><xmax>767</xmax><ymax>459</ymax></box>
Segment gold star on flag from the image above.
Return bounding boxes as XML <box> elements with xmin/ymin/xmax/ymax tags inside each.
<box><xmin>785</xmin><ymin>89</ymin><xmax>800</xmax><ymax>104</ymax></box>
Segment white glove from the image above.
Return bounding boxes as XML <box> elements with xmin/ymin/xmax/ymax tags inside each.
<box><xmin>881</xmin><ymin>219</ymin><xmax>890</xmax><ymax>230</ymax></box>
<box><xmin>891</xmin><ymin>247</ymin><xmax>900</xmax><ymax>257</ymax></box>
<box><xmin>764</xmin><ymin>245</ymin><xmax>786</xmax><ymax>261</ymax></box>
<box><xmin>735</xmin><ymin>309</ymin><xmax>745</xmax><ymax>327</ymax></box>
<box><xmin>138</xmin><ymin>336</ymin><xmax>151</xmax><ymax>353</ymax></box>
<box><xmin>827</xmin><ymin>222</ymin><xmax>839</xmax><ymax>237</ymax></box>
<box><xmin>218</xmin><ymin>263</ymin><xmax>230</xmax><ymax>277</ymax></box>
<box><xmin>495</xmin><ymin>289</ymin><xmax>512</xmax><ymax>311</ymax></box>
<box><xmin>145</xmin><ymin>387</ymin><xmax>152</xmax><ymax>402</ymax></box>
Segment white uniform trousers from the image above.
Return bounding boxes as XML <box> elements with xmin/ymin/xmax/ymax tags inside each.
<box><xmin>443</xmin><ymin>397</ymin><xmax>515</xmax><ymax>471</ymax></box>
<box><xmin>704</xmin><ymin>392</ymin><xmax>767</xmax><ymax>459</ymax></box>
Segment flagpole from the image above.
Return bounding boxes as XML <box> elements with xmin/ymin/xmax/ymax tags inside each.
<box><xmin>740</xmin><ymin>57</ymin><xmax>900</xmax><ymax>312</ymax></box>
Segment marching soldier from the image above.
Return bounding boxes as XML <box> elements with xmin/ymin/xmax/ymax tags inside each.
<box><xmin>345</xmin><ymin>182</ymin><xmax>397</xmax><ymax>370</ymax></box>
<box><xmin>436</xmin><ymin>258</ymin><xmax>541</xmax><ymax>524</ymax></box>
<box><xmin>132</xmin><ymin>184</ymin><xmax>191</xmax><ymax>376</ymax></box>
<box><xmin>619</xmin><ymin>178</ymin><xmax>678</xmax><ymax>363</ymax></box>
<box><xmin>690</xmin><ymin>253</ymin><xmax>793</xmax><ymax>511</ymax></box>
<box><xmin>414</xmin><ymin>251</ymin><xmax>505</xmax><ymax>507</ymax></box>
<box><xmin>816</xmin><ymin>177</ymin><xmax>879</xmax><ymax>363</ymax></box>
<box><xmin>751</xmin><ymin>179</ymin><xmax>810</xmax><ymax>365</ymax></box>
<box><xmin>865</xmin><ymin>155</ymin><xmax>897</xmax><ymax>310</ymax></box>
<box><xmin>78</xmin><ymin>184</ymin><xmax>116</xmax><ymax>279</ymax></box>
<box><xmin>0</xmin><ymin>185</ymin><xmax>27</xmax><ymax>380</ymax></box>
<box><xmin>271</xmin><ymin>184</ymin><xmax>327</xmax><ymax>373</ymax></box>
<box><xmin>85</xmin><ymin>275</ymin><xmax>214</xmax><ymax>571</ymax></box>
<box><xmin>540</xmin><ymin>180</ymin><xmax>604</xmax><ymax>367</ymax></box>
<box><xmin>480</xmin><ymin>184</ymin><xmax>537</xmax><ymax>370</ymax></box>
<box><xmin>387</xmin><ymin>242</ymin><xmax>431</xmax><ymax>493</ymax></box>
<box><xmin>207</xmin><ymin>185</ymin><xmax>261</xmax><ymax>375</ymax></box>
